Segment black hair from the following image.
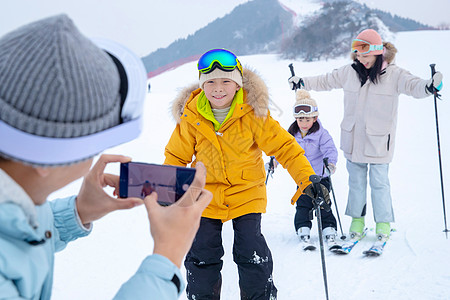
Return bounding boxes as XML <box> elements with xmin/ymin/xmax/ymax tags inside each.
<box><xmin>352</xmin><ymin>54</ymin><xmax>384</xmax><ymax>86</ymax></box>
<box><xmin>287</xmin><ymin>117</ymin><xmax>320</xmax><ymax>136</ymax></box>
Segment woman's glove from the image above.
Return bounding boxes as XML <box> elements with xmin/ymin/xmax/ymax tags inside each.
<box><xmin>288</xmin><ymin>76</ymin><xmax>304</xmax><ymax>90</ymax></box>
<box><xmin>426</xmin><ymin>71</ymin><xmax>443</xmax><ymax>94</ymax></box>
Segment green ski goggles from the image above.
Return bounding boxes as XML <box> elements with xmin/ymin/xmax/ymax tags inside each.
<box><xmin>197</xmin><ymin>48</ymin><xmax>243</xmax><ymax>75</ymax></box>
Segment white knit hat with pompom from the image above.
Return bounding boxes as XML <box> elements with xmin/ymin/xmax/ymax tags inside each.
<box><xmin>293</xmin><ymin>90</ymin><xmax>319</xmax><ymax>117</ymax></box>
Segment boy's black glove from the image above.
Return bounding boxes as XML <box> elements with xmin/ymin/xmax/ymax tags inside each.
<box><xmin>303</xmin><ymin>183</ymin><xmax>331</xmax><ymax>206</ymax></box>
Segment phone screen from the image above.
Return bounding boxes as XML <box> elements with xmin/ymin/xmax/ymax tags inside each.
<box><xmin>119</xmin><ymin>162</ymin><xmax>196</xmax><ymax>206</ymax></box>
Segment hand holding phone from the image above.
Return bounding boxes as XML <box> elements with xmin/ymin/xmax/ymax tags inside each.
<box><xmin>76</xmin><ymin>154</ymin><xmax>144</xmax><ymax>225</ymax></box>
<box><xmin>144</xmin><ymin>162</ymin><xmax>212</xmax><ymax>268</ymax></box>
<box><xmin>120</xmin><ymin>162</ymin><xmax>196</xmax><ymax>206</ymax></box>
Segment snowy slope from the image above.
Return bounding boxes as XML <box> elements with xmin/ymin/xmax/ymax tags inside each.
<box><xmin>51</xmin><ymin>30</ymin><xmax>450</xmax><ymax>300</ymax></box>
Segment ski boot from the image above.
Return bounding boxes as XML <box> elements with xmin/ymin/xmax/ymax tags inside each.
<box><xmin>297</xmin><ymin>227</ymin><xmax>316</xmax><ymax>251</ymax></box>
<box><xmin>363</xmin><ymin>222</ymin><xmax>391</xmax><ymax>256</ymax></box>
<box><xmin>363</xmin><ymin>233</ymin><xmax>389</xmax><ymax>256</ymax></box>
<box><xmin>323</xmin><ymin>227</ymin><xmax>341</xmax><ymax>251</ymax></box>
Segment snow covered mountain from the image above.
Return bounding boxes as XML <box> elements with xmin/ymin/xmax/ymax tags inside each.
<box><xmin>280</xmin><ymin>0</ymin><xmax>431</xmax><ymax>61</ymax></box>
<box><xmin>142</xmin><ymin>0</ymin><xmax>293</xmax><ymax>77</ymax></box>
<box><xmin>142</xmin><ymin>0</ymin><xmax>432</xmax><ymax>77</ymax></box>
<box><xmin>52</xmin><ymin>29</ymin><xmax>450</xmax><ymax>299</ymax></box>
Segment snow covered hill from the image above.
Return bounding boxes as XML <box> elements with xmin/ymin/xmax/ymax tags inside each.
<box><xmin>143</xmin><ymin>0</ymin><xmax>430</xmax><ymax>75</ymax></box>
<box><xmin>51</xmin><ymin>29</ymin><xmax>450</xmax><ymax>299</ymax></box>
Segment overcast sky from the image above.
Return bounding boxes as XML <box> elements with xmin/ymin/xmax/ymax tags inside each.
<box><xmin>1</xmin><ymin>0</ymin><xmax>448</xmax><ymax>57</ymax></box>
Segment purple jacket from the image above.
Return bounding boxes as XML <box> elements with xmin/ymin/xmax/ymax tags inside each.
<box><xmin>293</xmin><ymin>119</ymin><xmax>338</xmax><ymax>177</ymax></box>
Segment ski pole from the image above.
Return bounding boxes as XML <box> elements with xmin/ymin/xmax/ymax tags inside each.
<box><xmin>265</xmin><ymin>156</ymin><xmax>275</xmax><ymax>185</ymax></box>
<box><xmin>289</xmin><ymin>63</ymin><xmax>298</xmax><ymax>92</ymax></box>
<box><xmin>310</xmin><ymin>174</ymin><xmax>330</xmax><ymax>300</ymax></box>
<box><xmin>323</xmin><ymin>158</ymin><xmax>345</xmax><ymax>240</ymax></box>
<box><xmin>430</xmin><ymin>64</ymin><xmax>449</xmax><ymax>239</ymax></box>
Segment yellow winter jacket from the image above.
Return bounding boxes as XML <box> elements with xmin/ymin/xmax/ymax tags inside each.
<box><xmin>164</xmin><ymin>68</ymin><xmax>315</xmax><ymax>221</ymax></box>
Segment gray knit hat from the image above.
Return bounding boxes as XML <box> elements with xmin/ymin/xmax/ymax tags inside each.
<box><xmin>0</xmin><ymin>14</ymin><xmax>147</xmax><ymax>165</ymax></box>
<box><xmin>0</xmin><ymin>14</ymin><xmax>121</xmax><ymax>139</ymax></box>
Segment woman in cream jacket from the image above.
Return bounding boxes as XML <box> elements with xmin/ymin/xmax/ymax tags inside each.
<box><xmin>288</xmin><ymin>29</ymin><xmax>443</xmax><ymax>241</ymax></box>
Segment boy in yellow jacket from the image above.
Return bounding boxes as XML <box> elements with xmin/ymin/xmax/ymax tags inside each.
<box><xmin>165</xmin><ymin>49</ymin><xmax>327</xmax><ymax>299</ymax></box>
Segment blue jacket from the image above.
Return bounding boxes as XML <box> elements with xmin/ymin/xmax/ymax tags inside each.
<box><xmin>0</xmin><ymin>169</ymin><xmax>184</xmax><ymax>299</ymax></box>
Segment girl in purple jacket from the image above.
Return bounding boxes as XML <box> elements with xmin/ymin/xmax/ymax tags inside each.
<box><xmin>288</xmin><ymin>90</ymin><xmax>339</xmax><ymax>250</ymax></box>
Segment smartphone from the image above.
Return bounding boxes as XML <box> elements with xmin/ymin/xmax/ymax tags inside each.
<box><xmin>119</xmin><ymin>162</ymin><xmax>196</xmax><ymax>206</ymax></box>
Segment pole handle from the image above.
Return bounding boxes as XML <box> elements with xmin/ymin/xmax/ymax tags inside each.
<box><xmin>289</xmin><ymin>63</ymin><xmax>295</xmax><ymax>77</ymax></box>
<box><xmin>429</xmin><ymin>64</ymin><xmax>441</xmax><ymax>98</ymax></box>
<box><xmin>309</xmin><ymin>175</ymin><xmax>331</xmax><ymax>212</ymax></box>
<box><xmin>268</xmin><ymin>156</ymin><xmax>275</xmax><ymax>175</ymax></box>
<box><xmin>310</xmin><ymin>174</ymin><xmax>321</xmax><ymax>184</ymax></box>
<box><xmin>288</xmin><ymin>63</ymin><xmax>299</xmax><ymax>91</ymax></box>
<box><xmin>265</xmin><ymin>157</ymin><xmax>275</xmax><ymax>185</ymax></box>
<box><xmin>323</xmin><ymin>157</ymin><xmax>330</xmax><ymax>176</ymax></box>
<box><xmin>430</xmin><ymin>63</ymin><xmax>436</xmax><ymax>76</ymax></box>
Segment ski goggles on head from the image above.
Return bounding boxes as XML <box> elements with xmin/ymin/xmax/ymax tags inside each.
<box><xmin>293</xmin><ymin>104</ymin><xmax>318</xmax><ymax>116</ymax></box>
<box><xmin>198</xmin><ymin>49</ymin><xmax>243</xmax><ymax>75</ymax></box>
<box><xmin>351</xmin><ymin>39</ymin><xmax>383</xmax><ymax>54</ymax></box>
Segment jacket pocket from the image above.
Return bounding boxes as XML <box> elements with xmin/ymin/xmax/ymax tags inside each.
<box><xmin>364</xmin><ymin>126</ymin><xmax>391</xmax><ymax>157</ymax></box>
<box><xmin>340</xmin><ymin>119</ymin><xmax>355</xmax><ymax>154</ymax></box>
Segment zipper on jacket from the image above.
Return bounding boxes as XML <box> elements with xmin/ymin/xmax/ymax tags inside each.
<box><xmin>216</xmin><ymin>132</ymin><xmax>223</xmax><ymax>136</ymax></box>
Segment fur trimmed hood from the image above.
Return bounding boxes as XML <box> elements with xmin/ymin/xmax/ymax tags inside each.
<box><xmin>171</xmin><ymin>68</ymin><xmax>269</xmax><ymax>122</ymax></box>
<box><xmin>351</xmin><ymin>41</ymin><xmax>397</xmax><ymax>64</ymax></box>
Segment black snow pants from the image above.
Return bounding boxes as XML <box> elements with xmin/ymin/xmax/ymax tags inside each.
<box><xmin>184</xmin><ymin>213</ymin><xmax>277</xmax><ymax>300</ymax></box>
<box><xmin>294</xmin><ymin>177</ymin><xmax>337</xmax><ymax>231</ymax></box>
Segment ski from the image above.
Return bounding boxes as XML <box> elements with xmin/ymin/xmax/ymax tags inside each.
<box><xmin>327</xmin><ymin>242</ymin><xmax>342</xmax><ymax>252</ymax></box>
<box><xmin>325</xmin><ymin>236</ymin><xmax>342</xmax><ymax>252</ymax></box>
<box><xmin>303</xmin><ymin>243</ymin><xmax>317</xmax><ymax>251</ymax></box>
<box><xmin>300</xmin><ymin>236</ymin><xmax>316</xmax><ymax>251</ymax></box>
<box><xmin>302</xmin><ymin>241</ymin><xmax>342</xmax><ymax>252</ymax></box>
<box><xmin>300</xmin><ymin>238</ymin><xmax>341</xmax><ymax>251</ymax></box>
<box><xmin>333</xmin><ymin>228</ymin><xmax>367</xmax><ymax>255</ymax></box>
<box><xmin>363</xmin><ymin>232</ymin><xmax>391</xmax><ymax>257</ymax></box>
<box><xmin>362</xmin><ymin>242</ymin><xmax>385</xmax><ymax>256</ymax></box>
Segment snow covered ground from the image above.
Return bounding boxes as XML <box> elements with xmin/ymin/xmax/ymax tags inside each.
<box><xmin>51</xmin><ymin>30</ymin><xmax>450</xmax><ymax>299</ymax></box>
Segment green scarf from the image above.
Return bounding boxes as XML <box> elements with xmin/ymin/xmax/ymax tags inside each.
<box><xmin>197</xmin><ymin>88</ymin><xmax>243</xmax><ymax>131</ymax></box>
